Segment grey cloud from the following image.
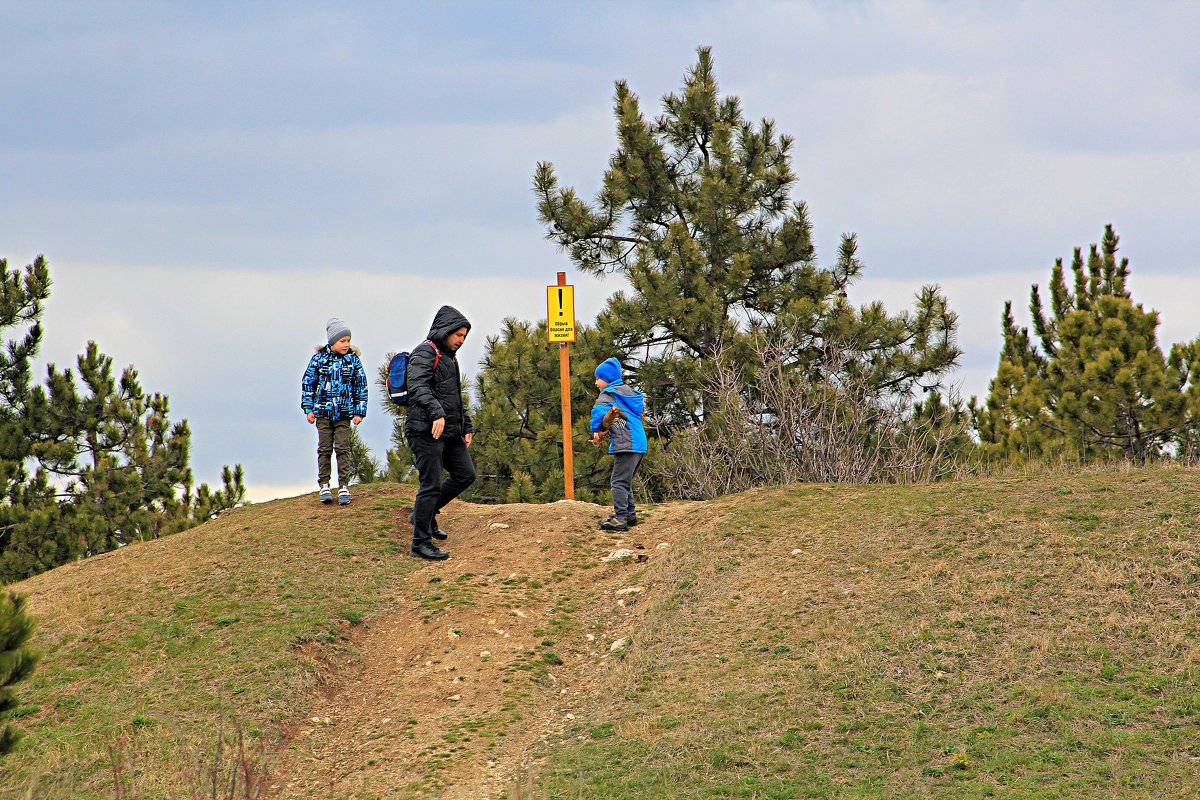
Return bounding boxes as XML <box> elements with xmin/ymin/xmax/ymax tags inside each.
<box><xmin>1</xmin><ymin>4</ymin><xmax>612</xmax><ymax>152</ymax></box>
<box><xmin>4</xmin><ymin>108</ymin><xmax>617</xmax><ymax>272</ymax></box>
<box><xmin>5</xmin><ymin>1</ymin><xmax>1199</xmax><ymax>497</ymax></box>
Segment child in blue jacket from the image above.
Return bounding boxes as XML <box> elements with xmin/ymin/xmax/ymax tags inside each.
<box><xmin>589</xmin><ymin>357</ymin><xmax>647</xmax><ymax>531</ymax></box>
<box><xmin>301</xmin><ymin>317</ymin><xmax>368</xmax><ymax>505</ymax></box>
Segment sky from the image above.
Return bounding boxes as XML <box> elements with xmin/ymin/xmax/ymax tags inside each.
<box><xmin>2</xmin><ymin>1</ymin><xmax>1198</xmax><ymax>501</ymax></box>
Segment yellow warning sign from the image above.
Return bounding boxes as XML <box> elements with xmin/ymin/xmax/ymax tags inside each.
<box><xmin>546</xmin><ymin>284</ymin><xmax>576</xmax><ymax>343</ymax></box>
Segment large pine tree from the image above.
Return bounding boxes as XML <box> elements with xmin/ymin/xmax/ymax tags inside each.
<box><xmin>466</xmin><ymin>49</ymin><xmax>964</xmax><ymax>502</ymax></box>
<box><xmin>534</xmin><ymin>48</ymin><xmax>960</xmax><ymax>437</ymax></box>
<box><xmin>0</xmin><ymin>257</ymin><xmax>59</xmax><ymax>579</ymax></box>
<box><xmin>973</xmin><ymin>226</ymin><xmax>1199</xmax><ymax>463</ymax></box>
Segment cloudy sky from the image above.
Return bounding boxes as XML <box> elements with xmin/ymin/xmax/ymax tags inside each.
<box><xmin>3</xmin><ymin>1</ymin><xmax>1198</xmax><ymax>501</ymax></box>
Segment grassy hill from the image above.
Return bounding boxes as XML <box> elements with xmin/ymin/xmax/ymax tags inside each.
<box><xmin>3</xmin><ymin>467</ymin><xmax>1199</xmax><ymax>799</ymax></box>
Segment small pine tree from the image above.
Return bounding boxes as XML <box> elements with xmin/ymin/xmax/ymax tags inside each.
<box><xmin>470</xmin><ymin>318</ymin><xmax>609</xmax><ymax>504</ymax></box>
<box><xmin>347</xmin><ymin>426</ymin><xmax>382</xmax><ymax>485</ymax></box>
<box><xmin>0</xmin><ymin>255</ymin><xmax>245</xmax><ymax>581</ymax></box>
<box><xmin>1169</xmin><ymin>339</ymin><xmax>1200</xmax><ymax>462</ymax></box>
<box><xmin>374</xmin><ymin>352</ymin><xmax>450</xmax><ymax>487</ymax></box>
<box><xmin>973</xmin><ymin>226</ymin><xmax>1199</xmax><ymax>464</ymax></box>
<box><xmin>186</xmin><ymin>465</ymin><xmax>247</xmax><ymax>523</ymax></box>
<box><xmin>0</xmin><ymin>257</ymin><xmax>54</xmax><ymax>577</ymax></box>
<box><xmin>505</xmin><ymin>471</ymin><xmax>537</xmax><ymax>504</ymax></box>
<box><xmin>25</xmin><ymin>342</ymin><xmax>242</xmax><ymax>555</ymax></box>
<box><xmin>371</xmin><ymin>354</ymin><xmax>419</xmax><ymax>484</ymax></box>
<box><xmin>384</xmin><ymin>447</ymin><xmax>417</xmax><ymax>484</ymax></box>
<box><xmin>0</xmin><ymin>590</ymin><xmax>38</xmax><ymax>756</ymax></box>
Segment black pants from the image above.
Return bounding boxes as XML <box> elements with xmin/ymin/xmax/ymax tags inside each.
<box><xmin>407</xmin><ymin>433</ymin><xmax>476</xmax><ymax>545</ymax></box>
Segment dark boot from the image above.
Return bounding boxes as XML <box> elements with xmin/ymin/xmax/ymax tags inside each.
<box><xmin>599</xmin><ymin>515</ymin><xmax>629</xmax><ymax>532</ymax></box>
<box><xmin>408</xmin><ymin>511</ymin><xmax>449</xmax><ymax>540</ymax></box>
<box><xmin>410</xmin><ymin>542</ymin><xmax>449</xmax><ymax>560</ymax></box>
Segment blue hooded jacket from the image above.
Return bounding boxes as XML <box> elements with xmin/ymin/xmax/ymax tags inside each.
<box><xmin>589</xmin><ymin>359</ymin><xmax>647</xmax><ymax>454</ymax></box>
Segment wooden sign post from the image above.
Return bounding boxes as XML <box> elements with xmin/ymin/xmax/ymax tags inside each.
<box><xmin>546</xmin><ymin>272</ymin><xmax>576</xmax><ymax>499</ymax></box>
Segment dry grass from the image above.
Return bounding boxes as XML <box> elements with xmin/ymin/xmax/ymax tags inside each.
<box><xmin>1</xmin><ymin>485</ymin><xmax>421</xmax><ymax>799</ymax></box>
<box><xmin>5</xmin><ymin>467</ymin><xmax>1200</xmax><ymax>799</ymax></box>
<box><xmin>536</xmin><ymin>465</ymin><xmax>1200</xmax><ymax>798</ymax></box>
<box><xmin>0</xmin><ymin>486</ymin><xmax>683</xmax><ymax>800</ymax></box>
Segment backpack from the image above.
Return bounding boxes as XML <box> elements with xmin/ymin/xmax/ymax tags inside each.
<box><xmin>386</xmin><ymin>340</ymin><xmax>440</xmax><ymax>405</ymax></box>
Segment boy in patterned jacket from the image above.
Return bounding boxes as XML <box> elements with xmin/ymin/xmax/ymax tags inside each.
<box><xmin>301</xmin><ymin>317</ymin><xmax>368</xmax><ymax>505</ymax></box>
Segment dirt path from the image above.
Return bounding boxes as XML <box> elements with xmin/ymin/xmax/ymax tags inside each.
<box><xmin>269</xmin><ymin>497</ymin><xmax>710</xmax><ymax>799</ymax></box>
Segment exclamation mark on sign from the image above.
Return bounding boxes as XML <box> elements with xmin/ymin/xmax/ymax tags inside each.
<box><xmin>558</xmin><ymin>289</ymin><xmax>564</xmax><ymax>317</ymax></box>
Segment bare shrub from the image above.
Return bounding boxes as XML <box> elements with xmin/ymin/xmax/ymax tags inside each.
<box><xmin>105</xmin><ymin>722</ymin><xmax>270</xmax><ymax>800</ymax></box>
<box><xmin>509</xmin><ymin>769</ymin><xmax>544</xmax><ymax>799</ymax></box>
<box><xmin>650</xmin><ymin>334</ymin><xmax>971</xmax><ymax>499</ymax></box>
<box><xmin>184</xmin><ymin>725</ymin><xmax>269</xmax><ymax>800</ymax></box>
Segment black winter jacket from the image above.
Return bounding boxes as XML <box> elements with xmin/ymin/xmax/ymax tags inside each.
<box><xmin>404</xmin><ymin>305</ymin><xmax>474</xmax><ymax>439</ymax></box>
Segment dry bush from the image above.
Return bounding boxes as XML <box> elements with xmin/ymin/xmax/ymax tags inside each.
<box><xmin>650</xmin><ymin>336</ymin><xmax>970</xmax><ymax>499</ymax></box>
<box><xmin>106</xmin><ymin>722</ymin><xmax>270</xmax><ymax>800</ymax></box>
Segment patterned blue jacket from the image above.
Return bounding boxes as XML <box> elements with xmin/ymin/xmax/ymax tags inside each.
<box><xmin>301</xmin><ymin>345</ymin><xmax>369</xmax><ymax>421</ymax></box>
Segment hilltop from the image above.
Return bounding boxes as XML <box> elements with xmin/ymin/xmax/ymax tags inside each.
<box><xmin>1</xmin><ymin>483</ymin><xmax>715</xmax><ymax>799</ymax></box>
<box><xmin>3</xmin><ymin>467</ymin><xmax>1200</xmax><ymax>799</ymax></box>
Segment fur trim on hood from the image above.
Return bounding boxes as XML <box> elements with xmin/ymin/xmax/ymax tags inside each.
<box><xmin>314</xmin><ymin>344</ymin><xmax>362</xmax><ymax>356</ymax></box>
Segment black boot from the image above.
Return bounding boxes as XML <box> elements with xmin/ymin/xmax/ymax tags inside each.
<box><xmin>410</xmin><ymin>541</ymin><xmax>449</xmax><ymax>560</ymax></box>
<box><xmin>408</xmin><ymin>511</ymin><xmax>449</xmax><ymax>540</ymax></box>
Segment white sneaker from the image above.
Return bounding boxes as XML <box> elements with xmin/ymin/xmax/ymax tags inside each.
<box><xmin>319</xmin><ymin>485</ymin><xmax>332</xmax><ymax>504</ymax></box>
<box><xmin>338</xmin><ymin>486</ymin><xmax>351</xmax><ymax>506</ymax></box>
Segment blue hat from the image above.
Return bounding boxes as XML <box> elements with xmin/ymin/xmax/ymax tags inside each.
<box><xmin>594</xmin><ymin>357</ymin><xmax>622</xmax><ymax>384</ymax></box>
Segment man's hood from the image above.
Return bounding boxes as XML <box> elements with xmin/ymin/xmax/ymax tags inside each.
<box><xmin>427</xmin><ymin>305</ymin><xmax>472</xmax><ymax>345</ymax></box>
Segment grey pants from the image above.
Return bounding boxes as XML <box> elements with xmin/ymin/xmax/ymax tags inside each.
<box><xmin>316</xmin><ymin>417</ymin><xmax>352</xmax><ymax>488</ymax></box>
<box><xmin>611</xmin><ymin>452</ymin><xmax>645</xmax><ymax>518</ymax></box>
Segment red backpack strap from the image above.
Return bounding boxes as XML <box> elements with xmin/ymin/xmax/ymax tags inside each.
<box><xmin>426</xmin><ymin>339</ymin><xmax>440</xmax><ymax>371</ymax></box>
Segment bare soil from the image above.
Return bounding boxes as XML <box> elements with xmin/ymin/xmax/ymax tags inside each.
<box><xmin>268</xmin><ymin>496</ymin><xmax>720</xmax><ymax>799</ymax></box>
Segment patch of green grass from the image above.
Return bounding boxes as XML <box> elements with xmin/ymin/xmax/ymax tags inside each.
<box><xmin>338</xmin><ymin>609</ymin><xmax>365</xmax><ymax>625</ymax></box>
<box><xmin>369</xmin><ymin>497</ymin><xmax>412</xmax><ymax>511</ymax></box>
<box><xmin>536</xmin><ymin>466</ymin><xmax>1200</xmax><ymax>799</ymax></box>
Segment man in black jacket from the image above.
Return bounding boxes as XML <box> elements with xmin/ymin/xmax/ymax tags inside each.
<box><xmin>405</xmin><ymin>305</ymin><xmax>476</xmax><ymax>560</ymax></box>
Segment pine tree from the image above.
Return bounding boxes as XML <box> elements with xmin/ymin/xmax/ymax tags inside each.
<box><xmin>534</xmin><ymin>48</ymin><xmax>959</xmax><ymax>436</ymax></box>
<box><xmin>470</xmin><ymin>318</ymin><xmax>612</xmax><ymax>504</ymax></box>
<box><xmin>0</xmin><ymin>257</ymin><xmax>57</xmax><ymax>578</ymax></box>
<box><xmin>374</xmin><ymin>355</ymin><xmax>418</xmax><ymax>485</ymax></box>
<box><xmin>0</xmin><ymin>255</ymin><xmax>245</xmax><ymax>581</ymax></box>
<box><xmin>0</xmin><ymin>590</ymin><xmax>38</xmax><ymax>756</ymax></box>
<box><xmin>1169</xmin><ymin>339</ymin><xmax>1200</xmax><ymax>462</ymax></box>
<box><xmin>347</xmin><ymin>426</ymin><xmax>382</xmax><ymax>484</ymax></box>
<box><xmin>187</xmin><ymin>465</ymin><xmax>247</xmax><ymax>523</ymax></box>
<box><xmin>973</xmin><ymin>226</ymin><xmax>1198</xmax><ymax>464</ymax></box>
<box><xmin>465</xmin><ymin>48</ymin><xmax>965</xmax><ymax>503</ymax></box>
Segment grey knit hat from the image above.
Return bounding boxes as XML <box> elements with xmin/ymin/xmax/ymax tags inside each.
<box><xmin>326</xmin><ymin>316</ymin><xmax>351</xmax><ymax>346</ymax></box>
